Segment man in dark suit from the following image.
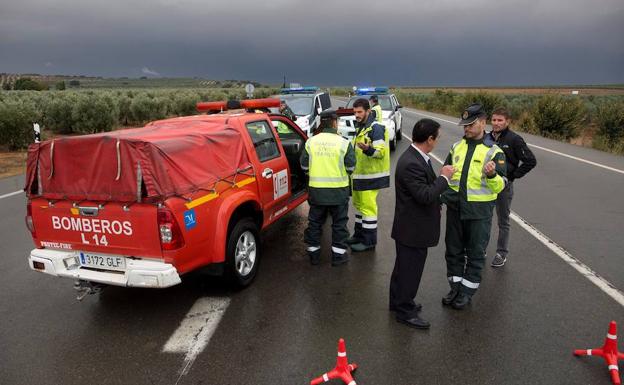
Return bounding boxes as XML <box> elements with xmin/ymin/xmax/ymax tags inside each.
<box><xmin>390</xmin><ymin>118</ymin><xmax>455</xmax><ymax>329</ymax></box>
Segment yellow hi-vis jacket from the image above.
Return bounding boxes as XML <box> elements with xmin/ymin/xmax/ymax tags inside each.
<box><xmin>447</xmin><ymin>137</ymin><xmax>506</xmax><ymax>202</ymax></box>
<box><xmin>305</xmin><ymin>133</ymin><xmax>352</xmax><ymax>188</ymax></box>
<box><xmin>352</xmin><ymin>115</ymin><xmax>390</xmax><ymax>191</ymax></box>
<box><xmin>372</xmin><ymin>104</ymin><xmax>383</xmax><ymax>123</ymax></box>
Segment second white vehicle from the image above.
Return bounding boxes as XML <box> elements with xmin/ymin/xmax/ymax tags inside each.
<box><xmin>337</xmin><ymin>87</ymin><xmax>403</xmax><ymax>151</ymax></box>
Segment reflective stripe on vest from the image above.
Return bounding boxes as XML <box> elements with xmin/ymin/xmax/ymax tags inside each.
<box><xmin>447</xmin><ymin>139</ymin><xmax>505</xmax><ymax>202</ymax></box>
<box><xmin>306</xmin><ymin>133</ymin><xmax>350</xmax><ymax>188</ymax></box>
<box><xmin>352</xmin><ymin>121</ymin><xmax>390</xmax><ymax>189</ymax></box>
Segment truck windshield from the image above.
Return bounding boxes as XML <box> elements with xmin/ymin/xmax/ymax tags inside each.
<box><xmin>280</xmin><ymin>96</ymin><xmax>314</xmax><ymax>116</ymax></box>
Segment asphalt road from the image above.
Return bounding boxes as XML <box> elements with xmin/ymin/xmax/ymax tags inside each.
<box><xmin>1</xmin><ymin>102</ymin><xmax>623</xmax><ymax>385</ymax></box>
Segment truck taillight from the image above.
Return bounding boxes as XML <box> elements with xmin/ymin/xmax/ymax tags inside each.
<box><xmin>25</xmin><ymin>201</ymin><xmax>36</xmax><ymax>237</ymax></box>
<box><xmin>157</xmin><ymin>207</ymin><xmax>184</xmax><ymax>250</ymax></box>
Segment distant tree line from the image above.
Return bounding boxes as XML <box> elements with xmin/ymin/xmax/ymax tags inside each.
<box><xmin>0</xmin><ymin>88</ymin><xmax>278</xmax><ymax>150</ymax></box>
<box><xmin>385</xmin><ymin>89</ymin><xmax>624</xmax><ymax>153</ymax></box>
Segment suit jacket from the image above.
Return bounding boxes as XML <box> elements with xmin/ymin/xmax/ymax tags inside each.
<box><xmin>391</xmin><ymin>146</ymin><xmax>449</xmax><ymax>248</ymax></box>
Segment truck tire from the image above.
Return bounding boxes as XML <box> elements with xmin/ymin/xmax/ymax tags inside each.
<box><xmin>226</xmin><ymin>217</ymin><xmax>260</xmax><ymax>287</ymax></box>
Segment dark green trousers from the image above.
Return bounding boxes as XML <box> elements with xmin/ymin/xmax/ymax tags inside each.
<box><xmin>444</xmin><ymin>208</ymin><xmax>493</xmax><ymax>295</ymax></box>
<box><xmin>304</xmin><ymin>203</ymin><xmax>349</xmax><ymax>261</ymax></box>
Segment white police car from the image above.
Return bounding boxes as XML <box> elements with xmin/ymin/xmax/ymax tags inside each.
<box><xmin>276</xmin><ymin>87</ymin><xmax>332</xmax><ymax>136</ymax></box>
<box><xmin>337</xmin><ymin>87</ymin><xmax>403</xmax><ymax>151</ymax></box>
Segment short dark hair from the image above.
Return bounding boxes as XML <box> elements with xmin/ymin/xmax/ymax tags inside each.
<box><xmin>491</xmin><ymin>107</ymin><xmax>511</xmax><ymax>119</ymax></box>
<box><xmin>412</xmin><ymin>118</ymin><xmax>440</xmax><ymax>143</ymax></box>
<box><xmin>370</xmin><ymin>95</ymin><xmax>378</xmax><ymax>103</ymax></box>
<box><xmin>352</xmin><ymin>98</ymin><xmax>370</xmax><ymax>110</ymax></box>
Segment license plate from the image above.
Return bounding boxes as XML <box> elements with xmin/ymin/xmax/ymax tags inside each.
<box><xmin>79</xmin><ymin>252</ymin><xmax>126</xmax><ymax>271</ymax></box>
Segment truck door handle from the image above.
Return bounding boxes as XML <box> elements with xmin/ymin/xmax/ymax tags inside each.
<box><xmin>262</xmin><ymin>168</ymin><xmax>273</xmax><ymax>179</ymax></box>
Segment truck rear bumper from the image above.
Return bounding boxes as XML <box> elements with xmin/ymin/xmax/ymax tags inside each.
<box><xmin>28</xmin><ymin>249</ymin><xmax>182</xmax><ymax>288</ymax></box>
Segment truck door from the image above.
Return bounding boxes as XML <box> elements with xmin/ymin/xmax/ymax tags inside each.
<box><xmin>270</xmin><ymin>115</ymin><xmax>308</xmax><ymax>196</ymax></box>
<box><xmin>243</xmin><ymin>119</ymin><xmax>291</xmax><ymax>220</ymax></box>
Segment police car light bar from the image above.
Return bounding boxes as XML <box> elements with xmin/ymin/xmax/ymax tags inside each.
<box><xmin>280</xmin><ymin>86</ymin><xmax>319</xmax><ymax>94</ymax></box>
<box><xmin>355</xmin><ymin>87</ymin><xmax>389</xmax><ymax>95</ymax></box>
<box><xmin>196</xmin><ymin>98</ymin><xmax>281</xmax><ymax>112</ymax></box>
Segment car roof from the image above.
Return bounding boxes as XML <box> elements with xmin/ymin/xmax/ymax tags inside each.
<box><xmin>348</xmin><ymin>93</ymin><xmax>394</xmax><ymax>99</ymax></box>
<box><xmin>279</xmin><ymin>92</ymin><xmax>326</xmax><ymax>97</ymax></box>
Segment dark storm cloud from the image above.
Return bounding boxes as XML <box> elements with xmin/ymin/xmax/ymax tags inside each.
<box><xmin>1</xmin><ymin>0</ymin><xmax>623</xmax><ymax>85</ymax></box>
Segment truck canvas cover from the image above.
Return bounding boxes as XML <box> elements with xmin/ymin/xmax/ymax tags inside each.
<box><xmin>25</xmin><ymin>118</ymin><xmax>252</xmax><ymax>203</ymax></box>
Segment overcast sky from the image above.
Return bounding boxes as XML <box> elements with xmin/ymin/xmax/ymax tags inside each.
<box><xmin>1</xmin><ymin>0</ymin><xmax>623</xmax><ymax>86</ymax></box>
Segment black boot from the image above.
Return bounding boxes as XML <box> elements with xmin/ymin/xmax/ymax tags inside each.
<box><xmin>442</xmin><ymin>288</ymin><xmax>459</xmax><ymax>306</ymax></box>
<box><xmin>309</xmin><ymin>252</ymin><xmax>321</xmax><ymax>266</ymax></box>
<box><xmin>451</xmin><ymin>292</ymin><xmax>472</xmax><ymax>310</ymax></box>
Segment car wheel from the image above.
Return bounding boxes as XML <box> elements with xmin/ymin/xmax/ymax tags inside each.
<box><xmin>396</xmin><ymin>119</ymin><xmax>402</xmax><ymax>141</ymax></box>
<box><xmin>390</xmin><ymin>134</ymin><xmax>397</xmax><ymax>151</ymax></box>
<box><xmin>226</xmin><ymin>217</ymin><xmax>260</xmax><ymax>287</ymax></box>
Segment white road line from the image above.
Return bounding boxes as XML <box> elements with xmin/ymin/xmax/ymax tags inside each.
<box><xmin>527</xmin><ymin>144</ymin><xmax>624</xmax><ymax>175</ymax></box>
<box><xmin>403</xmin><ymin>109</ymin><xmax>624</xmax><ymax>175</ymax></box>
<box><xmin>509</xmin><ymin>211</ymin><xmax>624</xmax><ymax>307</ymax></box>
<box><xmin>0</xmin><ymin>190</ymin><xmax>23</xmax><ymax>200</ymax></box>
<box><xmin>163</xmin><ymin>297</ymin><xmax>231</xmax><ymax>383</ymax></box>
<box><xmin>406</xmin><ymin>132</ymin><xmax>624</xmax><ymax>307</ymax></box>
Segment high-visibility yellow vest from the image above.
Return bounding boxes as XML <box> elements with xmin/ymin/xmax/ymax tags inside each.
<box><xmin>276</xmin><ymin>121</ymin><xmax>290</xmax><ymax>134</ymax></box>
<box><xmin>352</xmin><ymin>121</ymin><xmax>390</xmax><ymax>190</ymax></box>
<box><xmin>372</xmin><ymin>104</ymin><xmax>383</xmax><ymax>122</ymax></box>
<box><xmin>447</xmin><ymin>139</ymin><xmax>506</xmax><ymax>202</ymax></box>
<box><xmin>306</xmin><ymin>133</ymin><xmax>350</xmax><ymax>188</ymax></box>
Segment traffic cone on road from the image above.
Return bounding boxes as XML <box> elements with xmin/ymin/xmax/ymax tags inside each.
<box><xmin>574</xmin><ymin>321</ymin><xmax>624</xmax><ymax>385</ymax></box>
<box><xmin>310</xmin><ymin>338</ymin><xmax>358</xmax><ymax>385</ymax></box>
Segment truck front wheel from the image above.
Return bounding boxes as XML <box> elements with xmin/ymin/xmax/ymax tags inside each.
<box><xmin>226</xmin><ymin>218</ymin><xmax>260</xmax><ymax>287</ymax></box>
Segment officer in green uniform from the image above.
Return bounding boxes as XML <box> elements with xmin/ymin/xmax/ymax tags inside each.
<box><xmin>348</xmin><ymin>98</ymin><xmax>390</xmax><ymax>252</ymax></box>
<box><xmin>300</xmin><ymin>110</ymin><xmax>356</xmax><ymax>266</ymax></box>
<box><xmin>279</xmin><ymin>100</ymin><xmax>296</xmax><ymax>121</ymax></box>
<box><xmin>441</xmin><ymin>103</ymin><xmax>507</xmax><ymax>309</ymax></box>
<box><xmin>370</xmin><ymin>95</ymin><xmax>383</xmax><ymax>123</ymax></box>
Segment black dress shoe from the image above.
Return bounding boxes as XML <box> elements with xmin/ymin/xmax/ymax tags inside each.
<box><xmin>442</xmin><ymin>288</ymin><xmax>459</xmax><ymax>306</ymax></box>
<box><xmin>389</xmin><ymin>303</ymin><xmax>422</xmax><ymax>312</ymax></box>
<box><xmin>451</xmin><ymin>292</ymin><xmax>472</xmax><ymax>310</ymax></box>
<box><xmin>396</xmin><ymin>315</ymin><xmax>431</xmax><ymax>330</ymax></box>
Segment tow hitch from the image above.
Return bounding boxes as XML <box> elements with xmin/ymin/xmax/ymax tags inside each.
<box><xmin>73</xmin><ymin>280</ymin><xmax>106</xmax><ymax>301</ymax></box>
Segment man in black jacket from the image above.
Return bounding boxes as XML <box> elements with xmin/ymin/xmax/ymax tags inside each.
<box><xmin>390</xmin><ymin>118</ymin><xmax>455</xmax><ymax>329</ymax></box>
<box><xmin>486</xmin><ymin>107</ymin><xmax>537</xmax><ymax>267</ymax></box>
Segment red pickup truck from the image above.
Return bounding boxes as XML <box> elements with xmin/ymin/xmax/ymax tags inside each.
<box><xmin>25</xmin><ymin>98</ymin><xmax>308</xmax><ymax>295</ymax></box>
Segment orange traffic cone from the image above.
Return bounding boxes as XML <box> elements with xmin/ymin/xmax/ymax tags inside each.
<box><xmin>310</xmin><ymin>338</ymin><xmax>358</xmax><ymax>385</ymax></box>
<box><xmin>574</xmin><ymin>321</ymin><xmax>623</xmax><ymax>385</ymax></box>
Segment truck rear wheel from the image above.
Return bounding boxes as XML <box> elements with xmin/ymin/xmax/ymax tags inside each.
<box><xmin>226</xmin><ymin>218</ymin><xmax>260</xmax><ymax>287</ymax></box>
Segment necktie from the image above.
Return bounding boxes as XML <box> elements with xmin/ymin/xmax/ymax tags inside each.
<box><xmin>427</xmin><ymin>159</ymin><xmax>433</xmax><ymax>171</ymax></box>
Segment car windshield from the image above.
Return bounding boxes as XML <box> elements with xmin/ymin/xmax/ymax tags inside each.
<box><xmin>279</xmin><ymin>95</ymin><xmax>314</xmax><ymax>116</ymax></box>
<box><xmin>346</xmin><ymin>95</ymin><xmax>392</xmax><ymax>110</ymax></box>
